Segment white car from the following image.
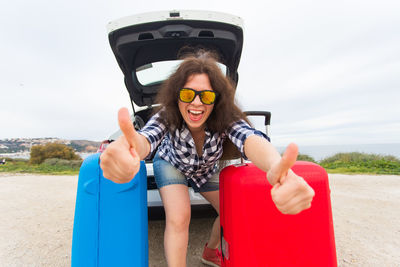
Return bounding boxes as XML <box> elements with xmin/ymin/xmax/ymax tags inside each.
<box><xmin>105</xmin><ymin>10</ymin><xmax>270</xmax><ymax>219</ymax></box>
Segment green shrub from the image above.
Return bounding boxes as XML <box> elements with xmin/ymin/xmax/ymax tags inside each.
<box><xmin>30</xmin><ymin>143</ymin><xmax>81</xmax><ymax>164</ymax></box>
<box><xmin>43</xmin><ymin>158</ymin><xmax>83</xmax><ymax>168</ymax></box>
<box><xmin>320</xmin><ymin>152</ymin><xmax>400</xmax><ymax>164</ymax></box>
<box><xmin>320</xmin><ymin>152</ymin><xmax>400</xmax><ymax>175</ymax></box>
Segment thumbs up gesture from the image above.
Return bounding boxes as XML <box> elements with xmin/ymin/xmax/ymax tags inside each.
<box><xmin>100</xmin><ymin>108</ymin><xmax>142</xmax><ymax>183</ymax></box>
<box><xmin>267</xmin><ymin>143</ymin><xmax>315</xmax><ymax>214</ymax></box>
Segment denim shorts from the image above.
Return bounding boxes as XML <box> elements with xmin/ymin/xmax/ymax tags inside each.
<box><xmin>153</xmin><ymin>152</ymin><xmax>219</xmax><ymax>193</ymax></box>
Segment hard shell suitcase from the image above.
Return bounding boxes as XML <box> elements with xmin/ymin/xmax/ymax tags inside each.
<box><xmin>220</xmin><ymin>161</ymin><xmax>337</xmax><ymax>267</ymax></box>
<box><xmin>71</xmin><ymin>153</ymin><xmax>148</xmax><ymax>267</ymax></box>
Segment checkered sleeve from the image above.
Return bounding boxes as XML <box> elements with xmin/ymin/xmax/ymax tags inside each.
<box><xmin>226</xmin><ymin>119</ymin><xmax>270</xmax><ymax>160</ymax></box>
<box><xmin>138</xmin><ymin>112</ymin><xmax>167</xmax><ymax>158</ymax></box>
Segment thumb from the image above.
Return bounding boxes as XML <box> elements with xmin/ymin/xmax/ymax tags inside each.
<box><xmin>273</xmin><ymin>143</ymin><xmax>298</xmax><ymax>181</ymax></box>
<box><xmin>129</xmin><ymin>147</ymin><xmax>140</xmax><ymax>159</ymax></box>
<box><xmin>118</xmin><ymin>107</ymin><xmax>137</xmax><ymax>149</ymax></box>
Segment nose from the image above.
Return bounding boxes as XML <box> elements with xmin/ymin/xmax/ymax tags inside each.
<box><xmin>192</xmin><ymin>94</ymin><xmax>202</xmax><ymax>105</ymax></box>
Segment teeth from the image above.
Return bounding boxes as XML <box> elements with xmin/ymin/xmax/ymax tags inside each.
<box><xmin>189</xmin><ymin>110</ymin><xmax>203</xmax><ymax>115</ymax></box>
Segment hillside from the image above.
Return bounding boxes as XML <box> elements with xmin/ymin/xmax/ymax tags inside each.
<box><xmin>0</xmin><ymin>138</ymin><xmax>101</xmax><ymax>153</ymax></box>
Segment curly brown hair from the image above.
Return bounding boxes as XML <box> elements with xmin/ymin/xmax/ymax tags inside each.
<box><xmin>154</xmin><ymin>50</ymin><xmax>249</xmax><ymax>159</ymax></box>
<box><xmin>155</xmin><ymin>53</ymin><xmax>247</xmax><ymax>132</ymax></box>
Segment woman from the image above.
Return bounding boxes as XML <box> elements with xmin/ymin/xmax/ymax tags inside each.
<box><xmin>100</xmin><ymin>51</ymin><xmax>315</xmax><ymax>267</ymax></box>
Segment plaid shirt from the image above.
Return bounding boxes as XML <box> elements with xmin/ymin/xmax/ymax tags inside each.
<box><xmin>139</xmin><ymin>112</ymin><xmax>269</xmax><ymax>188</ymax></box>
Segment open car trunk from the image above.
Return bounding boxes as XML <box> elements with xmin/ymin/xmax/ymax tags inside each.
<box><xmin>107</xmin><ymin>10</ymin><xmax>244</xmax><ymax>109</ymax></box>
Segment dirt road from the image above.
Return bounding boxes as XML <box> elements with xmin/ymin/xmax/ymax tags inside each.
<box><xmin>0</xmin><ymin>173</ymin><xmax>399</xmax><ymax>266</ymax></box>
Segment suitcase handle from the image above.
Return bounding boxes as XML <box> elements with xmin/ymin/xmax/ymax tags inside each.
<box><xmin>244</xmin><ymin>111</ymin><xmax>271</xmax><ymax>126</ymax></box>
<box><xmin>244</xmin><ymin>111</ymin><xmax>271</xmax><ymax>139</ymax></box>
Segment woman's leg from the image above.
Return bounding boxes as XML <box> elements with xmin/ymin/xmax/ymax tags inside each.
<box><xmin>153</xmin><ymin>153</ymin><xmax>191</xmax><ymax>266</ymax></box>
<box><xmin>200</xmin><ymin>190</ymin><xmax>220</xmax><ymax>249</ymax></box>
<box><xmin>159</xmin><ymin>184</ymin><xmax>191</xmax><ymax>267</ymax></box>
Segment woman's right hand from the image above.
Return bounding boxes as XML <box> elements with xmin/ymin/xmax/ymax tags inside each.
<box><xmin>100</xmin><ymin>108</ymin><xmax>141</xmax><ymax>183</ymax></box>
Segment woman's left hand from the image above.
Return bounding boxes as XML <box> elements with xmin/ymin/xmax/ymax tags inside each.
<box><xmin>266</xmin><ymin>143</ymin><xmax>315</xmax><ymax>215</ymax></box>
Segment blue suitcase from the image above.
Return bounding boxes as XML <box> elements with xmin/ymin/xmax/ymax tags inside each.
<box><xmin>71</xmin><ymin>153</ymin><xmax>148</xmax><ymax>267</ymax></box>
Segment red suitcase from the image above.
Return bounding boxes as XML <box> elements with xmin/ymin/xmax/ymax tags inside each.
<box><xmin>220</xmin><ymin>161</ymin><xmax>337</xmax><ymax>267</ymax></box>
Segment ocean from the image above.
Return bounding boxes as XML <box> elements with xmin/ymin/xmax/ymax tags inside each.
<box><xmin>1</xmin><ymin>143</ymin><xmax>399</xmax><ymax>162</ymax></box>
<box><xmin>277</xmin><ymin>143</ymin><xmax>400</xmax><ymax>161</ymax></box>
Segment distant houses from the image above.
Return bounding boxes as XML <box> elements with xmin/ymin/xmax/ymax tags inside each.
<box><xmin>0</xmin><ymin>138</ymin><xmax>100</xmax><ymax>154</ymax></box>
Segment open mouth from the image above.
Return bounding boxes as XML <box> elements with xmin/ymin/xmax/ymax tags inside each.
<box><xmin>188</xmin><ymin>109</ymin><xmax>204</xmax><ymax>121</ymax></box>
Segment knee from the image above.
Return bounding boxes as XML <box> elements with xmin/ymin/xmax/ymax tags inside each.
<box><xmin>166</xmin><ymin>210</ymin><xmax>191</xmax><ymax>233</ymax></box>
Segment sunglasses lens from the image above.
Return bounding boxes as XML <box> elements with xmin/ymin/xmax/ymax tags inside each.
<box><xmin>201</xmin><ymin>91</ymin><xmax>216</xmax><ymax>104</ymax></box>
<box><xmin>179</xmin><ymin>89</ymin><xmax>195</xmax><ymax>102</ymax></box>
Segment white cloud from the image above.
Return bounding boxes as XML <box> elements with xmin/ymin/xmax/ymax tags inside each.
<box><xmin>1</xmin><ymin>0</ymin><xmax>399</xmax><ymax>146</ymax></box>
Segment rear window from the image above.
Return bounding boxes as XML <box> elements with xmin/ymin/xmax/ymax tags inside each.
<box><xmin>135</xmin><ymin>60</ymin><xmax>227</xmax><ymax>86</ymax></box>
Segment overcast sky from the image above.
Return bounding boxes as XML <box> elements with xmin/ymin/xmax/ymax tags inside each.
<box><xmin>1</xmin><ymin>0</ymin><xmax>399</xmax><ymax>147</ymax></box>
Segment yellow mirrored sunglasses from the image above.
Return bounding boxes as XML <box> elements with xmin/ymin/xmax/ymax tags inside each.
<box><xmin>179</xmin><ymin>88</ymin><xmax>218</xmax><ymax>105</ymax></box>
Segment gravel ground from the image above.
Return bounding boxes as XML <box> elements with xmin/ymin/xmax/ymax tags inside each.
<box><xmin>0</xmin><ymin>173</ymin><xmax>399</xmax><ymax>267</ymax></box>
